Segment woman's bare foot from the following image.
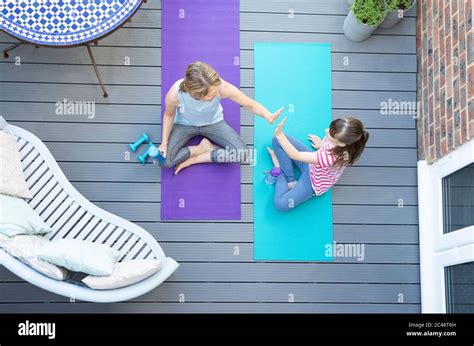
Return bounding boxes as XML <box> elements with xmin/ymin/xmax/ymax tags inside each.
<box><xmin>174</xmin><ymin>157</ymin><xmax>197</xmax><ymax>175</ymax></box>
<box><xmin>266</xmin><ymin>147</ymin><xmax>280</xmax><ymax>167</ymax></box>
<box><xmin>198</xmin><ymin>138</ymin><xmax>215</xmax><ymax>152</ymax></box>
<box><xmin>188</xmin><ymin>138</ymin><xmax>216</xmax><ymax>157</ymax></box>
<box><xmin>174</xmin><ymin>150</ymin><xmax>213</xmax><ymax>175</ymax></box>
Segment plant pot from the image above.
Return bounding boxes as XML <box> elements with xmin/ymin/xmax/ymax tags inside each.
<box><xmin>380</xmin><ymin>0</ymin><xmax>416</xmax><ymax>29</ymax></box>
<box><xmin>343</xmin><ymin>8</ymin><xmax>384</xmax><ymax>42</ymax></box>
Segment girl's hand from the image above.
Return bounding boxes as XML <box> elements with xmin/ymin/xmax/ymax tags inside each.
<box><xmin>308</xmin><ymin>134</ymin><xmax>323</xmax><ymax>150</ymax></box>
<box><xmin>266</xmin><ymin>107</ymin><xmax>284</xmax><ymax>124</ymax></box>
<box><xmin>274</xmin><ymin>117</ymin><xmax>287</xmax><ymax>137</ymax></box>
<box><xmin>158</xmin><ymin>143</ymin><xmax>167</xmax><ymax>158</ymax></box>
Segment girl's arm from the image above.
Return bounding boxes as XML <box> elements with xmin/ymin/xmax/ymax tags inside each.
<box><xmin>159</xmin><ymin>87</ymin><xmax>179</xmax><ymax>156</ymax></box>
<box><xmin>274</xmin><ymin>118</ymin><xmax>319</xmax><ymax>164</ymax></box>
<box><xmin>219</xmin><ymin>79</ymin><xmax>283</xmax><ymax>124</ymax></box>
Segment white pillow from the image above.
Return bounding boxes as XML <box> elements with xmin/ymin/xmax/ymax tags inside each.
<box><xmin>0</xmin><ymin>132</ymin><xmax>32</xmax><ymax>199</ymax></box>
<box><xmin>0</xmin><ymin>235</ymin><xmax>69</xmax><ymax>280</ymax></box>
<box><xmin>0</xmin><ymin>194</ymin><xmax>51</xmax><ymax>237</ymax></box>
<box><xmin>37</xmin><ymin>239</ymin><xmax>120</xmax><ymax>276</ymax></box>
<box><xmin>82</xmin><ymin>259</ymin><xmax>162</xmax><ymax>289</ymax></box>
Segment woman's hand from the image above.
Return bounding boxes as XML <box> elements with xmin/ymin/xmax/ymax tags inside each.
<box><xmin>158</xmin><ymin>143</ymin><xmax>167</xmax><ymax>158</ymax></box>
<box><xmin>265</xmin><ymin>107</ymin><xmax>284</xmax><ymax>124</ymax></box>
<box><xmin>307</xmin><ymin>134</ymin><xmax>323</xmax><ymax>150</ymax></box>
<box><xmin>274</xmin><ymin>117</ymin><xmax>287</xmax><ymax>138</ymax></box>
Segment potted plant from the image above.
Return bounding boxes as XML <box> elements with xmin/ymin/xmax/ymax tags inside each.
<box><xmin>380</xmin><ymin>0</ymin><xmax>416</xmax><ymax>29</ymax></box>
<box><xmin>343</xmin><ymin>0</ymin><xmax>387</xmax><ymax>42</ymax></box>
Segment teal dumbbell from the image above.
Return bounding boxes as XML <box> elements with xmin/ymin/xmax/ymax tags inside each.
<box><xmin>137</xmin><ymin>143</ymin><xmax>153</xmax><ymax>164</ymax></box>
<box><xmin>138</xmin><ymin>143</ymin><xmax>166</xmax><ymax>165</ymax></box>
<box><xmin>129</xmin><ymin>133</ymin><xmax>149</xmax><ymax>152</ymax></box>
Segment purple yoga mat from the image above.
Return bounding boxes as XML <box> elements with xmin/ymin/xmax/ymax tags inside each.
<box><xmin>161</xmin><ymin>0</ymin><xmax>241</xmax><ymax>220</ymax></box>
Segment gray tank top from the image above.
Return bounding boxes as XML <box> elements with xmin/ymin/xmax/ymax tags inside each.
<box><xmin>173</xmin><ymin>78</ymin><xmax>224</xmax><ymax>126</ymax></box>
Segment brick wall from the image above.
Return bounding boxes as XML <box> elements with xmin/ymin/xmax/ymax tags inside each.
<box><xmin>417</xmin><ymin>0</ymin><xmax>473</xmax><ymax>161</ymax></box>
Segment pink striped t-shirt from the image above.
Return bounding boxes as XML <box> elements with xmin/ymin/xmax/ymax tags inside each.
<box><xmin>309</xmin><ymin>136</ymin><xmax>346</xmax><ymax>196</ymax></box>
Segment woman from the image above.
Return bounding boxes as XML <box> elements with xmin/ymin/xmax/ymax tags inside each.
<box><xmin>267</xmin><ymin>117</ymin><xmax>369</xmax><ymax>211</ymax></box>
<box><xmin>159</xmin><ymin>61</ymin><xmax>283</xmax><ymax>174</ymax></box>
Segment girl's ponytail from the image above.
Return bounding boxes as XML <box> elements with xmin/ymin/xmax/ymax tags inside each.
<box><xmin>329</xmin><ymin>118</ymin><xmax>369</xmax><ymax>167</ymax></box>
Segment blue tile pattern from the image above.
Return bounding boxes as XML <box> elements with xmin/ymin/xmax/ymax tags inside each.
<box><xmin>0</xmin><ymin>0</ymin><xmax>142</xmax><ymax>46</ymax></box>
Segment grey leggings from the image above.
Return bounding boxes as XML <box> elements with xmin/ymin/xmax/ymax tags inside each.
<box><xmin>161</xmin><ymin>120</ymin><xmax>247</xmax><ymax>168</ymax></box>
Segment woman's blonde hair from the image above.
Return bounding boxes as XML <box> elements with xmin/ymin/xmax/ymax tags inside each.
<box><xmin>179</xmin><ymin>61</ymin><xmax>221</xmax><ymax>98</ymax></box>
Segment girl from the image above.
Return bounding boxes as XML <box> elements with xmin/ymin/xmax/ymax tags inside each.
<box><xmin>159</xmin><ymin>61</ymin><xmax>283</xmax><ymax>174</ymax></box>
<box><xmin>267</xmin><ymin>117</ymin><xmax>369</xmax><ymax>211</ymax></box>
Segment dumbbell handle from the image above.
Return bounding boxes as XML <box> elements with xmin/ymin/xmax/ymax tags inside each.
<box><xmin>129</xmin><ymin>133</ymin><xmax>149</xmax><ymax>152</ymax></box>
<box><xmin>138</xmin><ymin>148</ymin><xmax>149</xmax><ymax>164</ymax></box>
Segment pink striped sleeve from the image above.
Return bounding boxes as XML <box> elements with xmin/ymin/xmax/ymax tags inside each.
<box><xmin>314</xmin><ymin>148</ymin><xmax>331</xmax><ymax>167</ymax></box>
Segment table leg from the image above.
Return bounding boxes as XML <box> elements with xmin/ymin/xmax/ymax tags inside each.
<box><xmin>86</xmin><ymin>45</ymin><xmax>108</xmax><ymax>98</ymax></box>
<box><xmin>3</xmin><ymin>42</ymin><xmax>24</xmax><ymax>58</ymax></box>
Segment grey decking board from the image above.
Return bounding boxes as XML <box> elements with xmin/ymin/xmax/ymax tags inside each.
<box><xmin>0</xmin><ymin>302</ymin><xmax>420</xmax><ymax>314</ymax></box>
<box><xmin>1</xmin><ymin>103</ymin><xmax>163</xmax><ymax>125</ymax></box>
<box><xmin>240</xmin><ymin>12</ymin><xmax>416</xmax><ymax>36</ymax></box>
<box><xmin>0</xmin><ymin>44</ymin><xmax>162</xmax><ymax>66</ymax></box>
<box><xmin>240</xmin><ymin>0</ymin><xmax>417</xmax><ymax>18</ymax></box>
<box><xmin>0</xmin><ymin>0</ymin><xmax>420</xmax><ymax>312</ymax></box>
<box><xmin>0</xmin><ymin>282</ymin><xmax>420</xmax><ymax>303</ymax></box>
<box><xmin>168</xmin><ymin>263</ymin><xmax>421</xmax><ymax>284</ymax></box>
<box><xmin>0</xmin><ymin>83</ymin><xmax>161</xmax><ymax>104</ymax></box>
<box><xmin>2</xmin><ymin>64</ymin><xmax>162</xmax><ymax>85</ymax></box>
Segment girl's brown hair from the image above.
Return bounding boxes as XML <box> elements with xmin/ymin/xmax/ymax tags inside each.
<box><xmin>329</xmin><ymin>117</ymin><xmax>369</xmax><ymax>167</ymax></box>
<box><xmin>179</xmin><ymin>61</ymin><xmax>221</xmax><ymax>98</ymax></box>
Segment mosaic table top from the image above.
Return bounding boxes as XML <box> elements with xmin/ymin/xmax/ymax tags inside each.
<box><xmin>0</xmin><ymin>0</ymin><xmax>143</xmax><ymax>46</ymax></box>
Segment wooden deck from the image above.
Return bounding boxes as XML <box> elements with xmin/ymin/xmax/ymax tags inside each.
<box><xmin>0</xmin><ymin>0</ymin><xmax>420</xmax><ymax>313</ymax></box>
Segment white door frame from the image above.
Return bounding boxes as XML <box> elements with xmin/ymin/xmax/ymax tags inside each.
<box><xmin>417</xmin><ymin>140</ymin><xmax>474</xmax><ymax>313</ymax></box>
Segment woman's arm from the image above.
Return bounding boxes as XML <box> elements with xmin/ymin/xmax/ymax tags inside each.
<box><xmin>274</xmin><ymin>118</ymin><xmax>318</xmax><ymax>164</ymax></box>
<box><xmin>219</xmin><ymin>79</ymin><xmax>283</xmax><ymax>124</ymax></box>
<box><xmin>159</xmin><ymin>87</ymin><xmax>179</xmax><ymax>156</ymax></box>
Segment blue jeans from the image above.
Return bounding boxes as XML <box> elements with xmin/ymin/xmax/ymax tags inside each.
<box><xmin>272</xmin><ymin>136</ymin><xmax>315</xmax><ymax>212</ymax></box>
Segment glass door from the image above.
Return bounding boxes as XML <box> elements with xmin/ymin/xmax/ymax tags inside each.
<box><xmin>418</xmin><ymin>141</ymin><xmax>474</xmax><ymax>313</ymax></box>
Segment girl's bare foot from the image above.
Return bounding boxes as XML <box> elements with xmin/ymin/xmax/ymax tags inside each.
<box><xmin>266</xmin><ymin>147</ymin><xmax>280</xmax><ymax>167</ymax></box>
<box><xmin>287</xmin><ymin>181</ymin><xmax>297</xmax><ymax>189</ymax></box>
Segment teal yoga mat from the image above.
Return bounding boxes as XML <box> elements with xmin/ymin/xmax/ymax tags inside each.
<box><xmin>253</xmin><ymin>42</ymin><xmax>333</xmax><ymax>261</ymax></box>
